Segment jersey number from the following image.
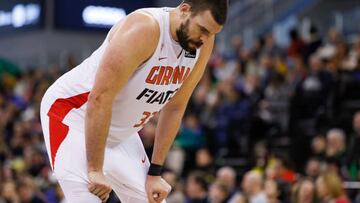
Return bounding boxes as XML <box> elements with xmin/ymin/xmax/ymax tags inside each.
<box><xmin>133</xmin><ymin>111</ymin><xmax>158</xmax><ymax>128</ymax></box>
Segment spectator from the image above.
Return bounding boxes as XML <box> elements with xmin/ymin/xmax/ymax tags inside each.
<box><xmin>18</xmin><ymin>176</ymin><xmax>46</xmax><ymax>203</ymax></box>
<box><xmin>208</xmin><ymin>181</ymin><xmax>230</xmax><ymax>203</ymax></box>
<box><xmin>287</xmin><ymin>28</ymin><xmax>306</xmax><ymax>59</ymax></box>
<box><xmin>316</xmin><ymin>173</ymin><xmax>350</xmax><ymax>203</ymax></box>
<box><xmin>326</xmin><ymin>129</ymin><xmax>347</xmax><ymax>169</ymax></box>
<box><xmin>262</xmin><ymin>34</ymin><xmax>282</xmax><ymax>57</ymax></box>
<box><xmin>292</xmin><ymin>178</ymin><xmax>316</xmax><ymax>203</ymax></box>
<box><xmin>311</xmin><ymin>135</ymin><xmax>327</xmax><ymax>161</ymax></box>
<box><xmin>242</xmin><ymin>171</ymin><xmax>268</xmax><ymax>203</ymax></box>
<box><xmin>163</xmin><ymin>170</ymin><xmax>185</xmax><ymax>203</ymax></box>
<box><xmin>185</xmin><ymin>171</ymin><xmax>209</xmax><ymax>203</ymax></box>
<box><xmin>194</xmin><ymin>148</ymin><xmax>216</xmax><ymax>181</ymax></box>
<box><xmin>346</xmin><ymin>111</ymin><xmax>360</xmax><ymax>180</ymax></box>
<box><xmin>304</xmin><ymin>25</ymin><xmax>323</xmax><ymax>64</ymax></box>
<box><xmin>305</xmin><ymin>158</ymin><xmax>322</xmax><ymax>180</ymax></box>
<box><xmin>216</xmin><ymin>166</ymin><xmax>242</xmax><ymax>203</ymax></box>
<box><xmin>264</xmin><ymin>180</ymin><xmax>280</xmax><ymax>203</ymax></box>
<box><xmin>0</xmin><ymin>180</ymin><xmax>20</xmax><ymax>203</ymax></box>
<box><xmin>215</xmin><ymin>79</ymin><xmax>251</xmax><ymax>155</ymax></box>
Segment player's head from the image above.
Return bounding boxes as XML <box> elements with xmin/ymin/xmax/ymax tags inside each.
<box><xmin>176</xmin><ymin>0</ymin><xmax>228</xmax><ymax>52</ymax></box>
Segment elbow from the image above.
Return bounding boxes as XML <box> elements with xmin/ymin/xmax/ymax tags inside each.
<box><xmin>87</xmin><ymin>92</ymin><xmax>112</xmax><ymax>111</ymax></box>
<box><xmin>163</xmin><ymin>102</ymin><xmax>186</xmax><ymax>113</ymax></box>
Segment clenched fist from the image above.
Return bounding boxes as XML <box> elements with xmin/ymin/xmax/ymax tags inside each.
<box><xmin>88</xmin><ymin>171</ymin><xmax>112</xmax><ymax>202</ymax></box>
<box><xmin>145</xmin><ymin>175</ymin><xmax>172</xmax><ymax>203</ymax></box>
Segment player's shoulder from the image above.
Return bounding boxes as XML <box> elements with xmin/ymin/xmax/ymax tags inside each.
<box><xmin>108</xmin><ymin>9</ymin><xmax>160</xmax><ymax>49</ymax></box>
<box><xmin>124</xmin><ymin>10</ymin><xmax>160</xmax><ymax>36</ymax></box>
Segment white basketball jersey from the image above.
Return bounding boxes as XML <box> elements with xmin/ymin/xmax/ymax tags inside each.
<box><xmin>44</xmin><ymin>7</ymin><xmax>200</xmax><ymax>143</ymax></box>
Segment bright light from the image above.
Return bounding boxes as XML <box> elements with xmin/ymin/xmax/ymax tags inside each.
<box><xmin>0</xmin><ymin>3</ymin><xmax>40</xmax><ymax>28</ymax></box>
<box><xmin>12</xmin><ymin>4</ymin><xmax>26</xmax><ymax>27</ymax></box>
<box><xmin>82</xmin><ymin>5</ymin><xmax>126</xmax><ymax>28</ymax></box>
<box><xmin>26</xmin><ymin>4</ymin><xmax>41</xmax><ymax>24</ymax></box>
<box><xmin>0</xmin><ymin>11</ymin><xmax>12</xmax><ymax>26</ymax></box>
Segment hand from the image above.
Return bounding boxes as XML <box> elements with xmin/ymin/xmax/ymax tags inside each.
<box><xmin>88</xmin><ymin>171</ymin><xmax>112</xmax><ymax>202</ymax></box>
<box><xmin>145</xmin><ymin>175</ymin><xmax>172</xmax><ymax>203</ymax></box>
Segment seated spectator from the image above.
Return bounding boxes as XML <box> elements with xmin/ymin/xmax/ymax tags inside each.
<box><xmin>316</xmin><ymin>172</ymin><xmax>350</xmax><ymax>203</ymax></box>
<box><xmin>215</xmin><ymin>79</ymin><xmax>251</xmax><ymax>155</ymax></box>
<box><xmin>0</xmin><ymin>180</ymin><xmax>20</xmax><ymax>203</ymax></box>
<box><xmin>208</xmin><ymin>181</ymin><xmax>230</xmax><ymax>203</ymax></box>
<box><xmin>194</xmin><ymin>148</ymin><xmax>216</xmax><ymax>182</ymax></box>
<box><xmin>264</xmin><ymin>180</ymin><xmax>280</xmax><ymax>203</ymax></box>
<box><xmin>287</xmin><ymin>28</ymin><xmax>306</xmax><ymax>59</ymax></box>
<box><xmin>326</xmin><ymin>129</ymin><xmax>347</xmax><ymax>171</ymax></box>
<box><xmin>311</xmin><ymin>135</ymin><xmax>327</xmax><ymax>161</ymax></box>
<box><xmin>346</xmin><ymin>111</ymin><xmax>360</xmax><ymax>180</ymax></box>
<box><xmin>292</xmin><ymin>178</ymin><xmax>316</xmax><ymax>203</ymax></box>
<box><xmin>242</xmin><ymin>171</ymin><xmax>268</xmax><ymax>203</ymax></box>
<box><xmin>305</xmin><ymin>157</ymin><xmax>322</xmax><ymax>180</ymax></box>
<box><xmin>185</xmin><ymin>171</ymin><xmax>209</xmax><ymax>203</ymax></box>
<box><xmin>216</xmin><ymin>166</ymin><xmax>242</xmax><ymax>203</ymax></box>
<box><xmin>163</xmin><ymin>170</ymin><xmax>185</xmax><ymax>203</ymax></box>
<box><xmin>18</xmin><ymin>176</ymin><xmax>46</xmax><ymax>203</ymax></box>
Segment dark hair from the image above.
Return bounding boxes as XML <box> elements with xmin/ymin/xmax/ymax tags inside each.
<box><xmin>188</xmin><ymin>171</ymin><xmax>209</xmax><ymax>191</ymax></box>
<box><xmin>182</xmin><ymin>0</ymin><xmax>228</xmax><ymax>25</ymax></box>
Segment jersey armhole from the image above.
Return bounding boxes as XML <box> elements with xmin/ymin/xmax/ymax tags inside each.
<box><xmin>133</xmin><ymin>10</ymin><xmax>163</xmax><ymax>70</ymax></box>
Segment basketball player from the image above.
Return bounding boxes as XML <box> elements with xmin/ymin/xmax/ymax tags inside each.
<box><xmin>40</xmin><ymin>0</ymin><xmax>228</xmax><ymax>202</ymax></box>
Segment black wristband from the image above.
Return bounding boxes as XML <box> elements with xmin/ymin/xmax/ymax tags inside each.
<box><xmin>147</xmin><ymin>163</ymin><xmax>163</xmax><ymax>176</ymax></box>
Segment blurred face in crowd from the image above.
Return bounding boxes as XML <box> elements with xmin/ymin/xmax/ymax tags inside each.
<box><xmin>186</xmin><ymin>175</ymin><xmax>206</xmax><ymax>199</ymax></box>
<box><xmin>184</xmin><ymin>114</ymin><xmax>199</xmax><ymax>129</ymax></box>
<box><xmin>265</xmin><ymin>34</ymin><xmax>275</xmax><ymax>47</ymax></box>
<box><xmin>242</xmin><ymin>171</ymin><xmax>263</xmax><ymax>195</ymax></box>
<box><xmin>309</xmin><ymin>55</ymin><xmax>323</xmax><ymax>72</ymax></box>
<box><xmin>216</xmin><ymin>166</ymin><xmax>236</xmax><ymax>190</ymax></box>
<box><xmin>305</xmin><ymin>159</ymin><xmax>321</xmax><ymax>178</ymax></box>
<box><xmin>265</xmin><ymin>166</ymin><xmax>277</xmax><ymax>180</ymax></box>
<box><xmin>297</xmin><ymin>180</ymin><xmax>315</xmax><ymax>203</ymax></box>
<box><xmin>316</xmin><ymin>173</ymin><xmax>345</xmax><ymax>200</ymax></box>
<box><xmin>196</xmin><ymin>148</ymin><xmax>213</xmax><ymax>168</ymax></box>
<box><xmin>19</xmin><ymin>184</ymin><xmax>34</xmax><ymax>202</ymax></box>
<box><xmin>326</xmin><ymin>129</ymin><xmax>346</xmax><ymax>154</ymax></box>
<box><xmin>209</xmin><ymin>182</ymin><xmax>229</xmax><ymax>203</ymax></box>
<box><xmin>328</xmin><ymin>28</ymin><xmax>340</xmax><ymax>44</ymax></box>
<box><xmin>176</xmin><ymin>4</ymin><xmax>223</xmax><ymax>52</ymax></box>
<box><xmin>312</xmin><ymin>136</ymin><xmax>326</xmax><ymax>154</ymax></box>
<box><xmin>316</xmin><ymin>176</ymin><xmax>328</xmax><ymax>199</ymax></box>
<box><xmin>264</xmin><ymin>180</ymin><xmax>279</xmax><ymax>200</ymax></box>
<box><xmin>1</xmin><ymin>181</ymin><xmax>18</xmax><ymax>201</ymax></box>
<box><xmin>353</xmin><ymin>111</ymin><xmax>360</xmax><ymax>134</ymax></box>
<box><xmin>260</xmin><ymin>54</ymin><xmax>273</xmax><ymax>69</ymax></box>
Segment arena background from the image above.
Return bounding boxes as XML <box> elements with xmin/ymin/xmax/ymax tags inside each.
<box><xmin>0</xmin><ymin>0</ymin><xmax>360</xmax><ymax>202</ymax></box>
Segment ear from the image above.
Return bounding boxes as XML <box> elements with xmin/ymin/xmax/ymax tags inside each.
<box><xmin>179</xmin><ymin>3</ymin><xmax>192</xmax><ymax>16</ymax></box>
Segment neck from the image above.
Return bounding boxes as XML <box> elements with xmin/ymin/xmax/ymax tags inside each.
<box><xmin>169</xmin><ymin>7</ymin><xmax>181</xmax><ymax>42</ymax></box>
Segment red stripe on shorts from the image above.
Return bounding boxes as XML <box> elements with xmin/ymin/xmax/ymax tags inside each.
<box><xmin>47</xmin><ymin>92</ymin><xmax>90</xmax><ymax>169</ymax></box>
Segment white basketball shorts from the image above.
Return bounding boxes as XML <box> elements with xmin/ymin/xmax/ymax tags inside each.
<box><xmin>40</xmin><ymin>91</ymin><xmax>153</xmax><ymax>203</ymax></box>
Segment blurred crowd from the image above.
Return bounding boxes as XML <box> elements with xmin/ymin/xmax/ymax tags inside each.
<box><xmin>0</xmin><ymin>25</ymin><xmax>359</xmax><ymax>203</ymax></box>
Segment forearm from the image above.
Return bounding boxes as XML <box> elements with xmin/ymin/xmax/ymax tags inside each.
<box><xmin>85</xmin><ymin>99</ymin><xmax>112</xmax><ymax>172</ymax></box>
<box><xmin>151</xmin><ymin>107</ymin><xmax>185</xmax><ymax>165</ymax></box>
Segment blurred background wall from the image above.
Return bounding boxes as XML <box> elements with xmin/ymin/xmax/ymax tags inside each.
<box><xmin>1</xmin><ymin>0</ymin><xmax>359</xmax><ymax>69</ymax></box>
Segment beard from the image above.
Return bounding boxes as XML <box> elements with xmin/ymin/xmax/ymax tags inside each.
<box><xmin>176</xmin><ymin>19</ymin><xmax>203</xmax><ymax>53</ymax></box>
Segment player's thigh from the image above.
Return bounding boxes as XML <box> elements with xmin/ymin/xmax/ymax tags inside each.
<box><xmin>58</xmin><ymin>180</ymin><xmax>101</xmax><ymax>203</ymax></box>
<box><xmin>111</xmin><ymin>185</ymin><xmax>166</xmax><ymax>203</ymax></box>
<box><xmin>104</xmin><ymin>134</ymin><xmax>150</xmax><ymax>200</ymax></box>
<box><xmin>109</xmin><ymin>181</ymin><xmax>148</xmax><ymax>203</ymax></box>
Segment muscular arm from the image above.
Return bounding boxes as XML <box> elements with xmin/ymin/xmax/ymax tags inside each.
<box><xmin>86</xmin><ymin>13</ymin><xmax>159</xmax><ymax>172</ymax></box>
<box><xmin>151</xmin><ymin>36</ymin><xmax>215</xmax><ymax>165</ymax></box>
